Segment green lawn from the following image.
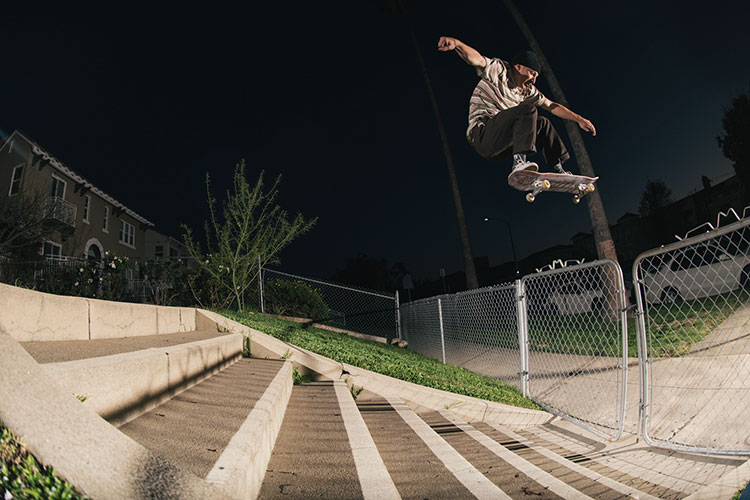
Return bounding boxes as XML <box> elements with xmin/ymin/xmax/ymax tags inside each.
<box><xmin>220</xmin><ymin>310</ymin><xmax>540</xmax><ymax>410</ymax></box>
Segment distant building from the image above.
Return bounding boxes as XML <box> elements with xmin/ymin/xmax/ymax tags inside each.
<box><xmin>0</xmin><ymin>130</ymin><xmax>154</xmax><ymax>260</ymax></box>
<box><xmin>144</xmin><ymin>229</ymin><xmax>189</xmax><ymax>260</ymax></box>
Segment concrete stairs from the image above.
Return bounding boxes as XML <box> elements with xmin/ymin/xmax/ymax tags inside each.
<box><xmin>5</xmin><ymin>314</ymin><xmax>749</xmax><ymax>499</ymax></box>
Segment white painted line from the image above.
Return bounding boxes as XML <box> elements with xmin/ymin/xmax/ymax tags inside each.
<box><xmin>492</xmin><ymin>423</ymin><xmax>661</xmax><ymax>500</ymax></box>
<box><xmin>384</xmin><ymin>395</ymin><xmax>512</xmax><ymax>500</ymax></box>
<box><xmin>334</xmin><ymin>381</ymin><xmax>401</xmax><ymax>500</ymax></box>
<box><xmin>439</xmin><ymin>410</ymin><xmax>594</xmax><ymax>500</ymax></box>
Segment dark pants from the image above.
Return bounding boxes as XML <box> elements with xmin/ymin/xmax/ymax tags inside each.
<box><xmin>469</xmin><ymin>103</ymin><xmax>570</xmax><ymax>168</ymax></box>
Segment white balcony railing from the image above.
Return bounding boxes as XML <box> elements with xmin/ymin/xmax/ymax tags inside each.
<box><xmin>44</xmin><ymin>196</ymin><xmax>77</xmax><ymax>228</ymax></box>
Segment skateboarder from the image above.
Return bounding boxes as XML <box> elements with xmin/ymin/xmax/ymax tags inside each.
<box><xmin>437</xmin><ymin>36</ymin><xmax>596</xmax><ymax>174</ymax></box>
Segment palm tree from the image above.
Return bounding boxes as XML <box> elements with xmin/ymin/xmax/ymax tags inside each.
<box><xmin>374</xmin><ymin>0</ymin><xmax>479</xmax><ymax>290</ymax></box>
<box><xmin>503</xmin><ymin>0</ymin><xmax>619</xmax><ymax>264</ymax></box>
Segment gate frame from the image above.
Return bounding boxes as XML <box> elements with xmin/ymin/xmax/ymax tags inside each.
<box><xmin>633</xmin><ymin>216</ymin><xmax>750</xmax><ymax>457</ymax></box>
<box><xmin>520</xmin><ymin>259</ymin><xmax>629</xmax><ymax>441</ymax></box>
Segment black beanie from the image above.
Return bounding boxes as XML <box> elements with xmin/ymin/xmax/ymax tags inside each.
<box><xmin>511</xmin><ymin>50</ymin><xmax>541</xmax><ymax>73</ymax></box>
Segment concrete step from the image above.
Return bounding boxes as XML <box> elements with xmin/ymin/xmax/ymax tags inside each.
<box><xmin>119</xmin><ymin>357</ymin><xmax>292</xmax><ymax>499</ymax></box>
<box><xmin>357</xmin><ymin>393</ymin><xmax>511</xmax><ymax>499</ymax></box>
<box><xmin>514</xmin><ymin>420</ymin><xmax>746</xmax><ymax>499</ymax></box>
<box><xmin>422</xmin><ymin>410</ymin><xmax>591</xmax><ymax>499</ymax></box>
<box><xmin>469</xmin><ymin>421</ymin><xmax>645</xmax><ymax>499</ymax></box>
<box><xmin>257</xmin><ymin>380</ymin><xmax>398</xmax><ymax>500</ymax></box>
<box><xmin>20</xmin><ymin>328</ymin><xmax>229</xmax><ymax>363</ymax></box>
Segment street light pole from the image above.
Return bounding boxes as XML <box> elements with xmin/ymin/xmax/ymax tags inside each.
<box><xmin>484</xmin><ymin>217</ymin><xmax>520</xmax><ymax>276</ymax></box>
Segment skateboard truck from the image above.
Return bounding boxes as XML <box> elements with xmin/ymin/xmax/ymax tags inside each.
<box><xmin>572</xmin><ymin>182</ymin><xmax>596</xmax><ymax>204</ymax></box>
<box><xmin>525</xmin><ymin>179</ymin><xmax>551</xmax><ymax>203</ymax></box>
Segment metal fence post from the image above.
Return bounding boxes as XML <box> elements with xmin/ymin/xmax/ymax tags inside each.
<box><xmin>437</xmin><ymin>298</ymin><xmax>446</xmax><ymax>364</ymax></box>
<box><xmin>258</xmin><ymin>256</ymin><xmax>265</xmax><ymax>313</ymax></box>
<box><xmin>395</xmin><ymin>290</ymin><xmax>402</xmax><ymax>341</ymax></box>
<box><xmin>515</xmin><ymin>279</ymin><xmax>529</xmax><ymax>397</ymax></box>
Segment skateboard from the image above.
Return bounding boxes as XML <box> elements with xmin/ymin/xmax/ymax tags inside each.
<box><xmin>507</xmin><ymin>170</ymin><xmax>599</xmax><ymax>203</ymax></box>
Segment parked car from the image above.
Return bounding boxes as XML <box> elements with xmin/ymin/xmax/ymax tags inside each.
<box><xmin>642</xmin><ymin>243</ymin><xmax>750</xmax><ymax>304</ymax></box>
<box><xmin>548</xmin><ymin>282</ymin><xmax>604</xmax><ymax>315</ymax></box>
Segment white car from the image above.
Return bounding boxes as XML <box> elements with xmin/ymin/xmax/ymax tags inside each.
<box><xmin>642</xmin><ymin>243</ymin><xmax>750</xmax><ymax>304</ymax></box>
<box><xmin>548</xmin><ymin>282</ymin><xmax>604</xmax><ymax>315</ymax></box>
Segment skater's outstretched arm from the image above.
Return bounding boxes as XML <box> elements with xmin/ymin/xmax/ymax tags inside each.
<box><xmin>437</xmin><ymin>36</ymin><xmax>486</xmax><ymax>70</ymax></box>
<box><xmin>542</xmin><ymin>101</ymin><xmax>597</xmax><ymax>136</ymax></box>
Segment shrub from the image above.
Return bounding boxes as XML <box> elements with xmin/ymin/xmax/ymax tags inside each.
<box><xmin>1</xmin><ymin>421</ymin><xmax>87</xmax><ymax>499</ymax></box>
<box><xmin>265</xmin><ymin>279</ymin><xmax>329</xmax><ymax>320</ymax></box>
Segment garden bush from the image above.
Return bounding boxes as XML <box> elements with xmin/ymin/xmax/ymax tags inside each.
<box><xmin>265</xmin><ymin>278</ymin><xmax>329</xmax><ymax>320</ymax></box>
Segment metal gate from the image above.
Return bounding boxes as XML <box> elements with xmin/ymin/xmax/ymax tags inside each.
<box><xmin>633</xmin><ymin>216</ymin><xmax>750</xmax><ymax>455</ymax></box>
<box><xmin>521</xmin><ymin>260</ymin><xmax>628</xmax><ymax>440</ymax></box>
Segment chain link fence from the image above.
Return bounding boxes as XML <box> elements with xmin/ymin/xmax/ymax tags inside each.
<box><xmin>401</xmin><ymin>283</ymin><xmax>522</xmax><ymax>389</ymax></box>
<box><xmin>401</xmin><ymin>261</ymin><xmax>628</xmax><ymax>440</ymax></box>
<box><xmin>521</xmin><ymin>260</ymin><xmax>628</xmax><ymax>440</ymax></box>
<box><xmin>260</xmin><ymin>268</ymin><xmax>399</xmax><ymax>341</ymax></box>
<box><xmin>634</xmin><ymin>216</ymin><xmax>750</xmax><ymax>455</ymax></box>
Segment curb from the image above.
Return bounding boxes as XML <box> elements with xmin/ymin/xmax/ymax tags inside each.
<box><xmin>206</xmin><ymin>359</ymin><xmax>293</xmax><ymax>500</ymax></box>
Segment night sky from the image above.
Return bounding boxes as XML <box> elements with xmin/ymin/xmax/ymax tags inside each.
<box><xmin>2</xmin><ymin>1</ymin><xmax>749</xmax><ymax>284</ymax></box>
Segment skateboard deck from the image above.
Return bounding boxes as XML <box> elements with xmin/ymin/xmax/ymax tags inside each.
<box><xmin>507</xmin><ymin>170</ymin><xmax>599</xmax><ymax>203</ymax></box>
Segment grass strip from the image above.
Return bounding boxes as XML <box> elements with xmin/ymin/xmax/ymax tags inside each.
<box><xmin>1</xmin><ymin>421</ymin><xmax>87</xmax><ymax>500</ymax></box>
<box><xmin>220</xmin><ymin>310</ymin><xmax>540</xmax><ymax>410</ymax></box>
<box><xmin>525</xmin><ymin>291</ymin><xmax>750</xmax><ymax>359</ymax></box>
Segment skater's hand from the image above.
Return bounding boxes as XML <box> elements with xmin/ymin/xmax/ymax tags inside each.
<box><xmin>577</xmin><ymin>117</ymin><xmax>596</xmax><ymax>136</ymax></box>
<box><xmin>437</xmin><ymin>36</ymin><xmax>458</xmax><ymax>51</ymax></box>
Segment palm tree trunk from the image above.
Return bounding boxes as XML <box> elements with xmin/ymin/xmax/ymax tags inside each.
<box><xmin>402</xmin><ymin>11</ymin><xmax>479</xmax><ymax>289</ymax></box>
<box><xmin>503</xmin><ymin>0</ymin><xmax>618</xmax><ymax>263</ymax></box>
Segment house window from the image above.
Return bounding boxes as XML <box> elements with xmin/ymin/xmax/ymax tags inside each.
<box><xmin>169</xmin><ymin>247</ymin><xmax>178</xmax><ymax>258</ymax></box>
<box><xmin>50</xmin><ymin>176</ymin><xmax>66</xmax><ymax>199</ymax></box>
<box><xmin>43</xmin><ymin>241</ymin><xmax>62</xmax><ymax>259</ymax></box>
<box><xmin>119</xmin><ymin>220</ymin><xmax>135</xmax><ymax>247</ymax></box>
<box><xmin>9</xmin><ymin>164</ymin><xmax>23</xmax><ymax>196</ymax></box>
<box><xmin>82</xmin><ymin>195</ymin><xmax>90</xmax><ymax>223</ymax></box>
<box><xmin>154</xmin><ymin>245</ymin><xmax>164</xmax><ymax>258</ymax></box>
<box><xmin>103</xmin><ymin>206</ymin><xmax>109</xmax><ymax>232</ymax></box>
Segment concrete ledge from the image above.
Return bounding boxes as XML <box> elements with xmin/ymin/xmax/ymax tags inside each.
<box><xmin>195</xmin><ymin>310</ymin><xmax>343</xmax><ymax>380</ymax></box>
<box><xmin>206</xmin><ymin>360</ymin><xmax>293</xmax><ymax>500</ymax></box>
<box><xmin>87</xmin><ymin>299</ymin><xmax>156</xmax><ymax>339</ymax></box>
<box><xmin>0</xmin><ymin>282</ymin><xmax>89</xmax><ymax>341</ymax></box>
<box><xmin>0</xmin><ymin>327</ymin><xmax>237</xmax><ymax>500</ymax></box>
<box><xmin>342</xmin><ymin>363</ymin><xmax>553</xmax><ymax>427</ymax></box>
<box><xmin>42</xmin><ymin>333</ymin><xmax>243</xmax><ymax>426</ymax></box>
<box><xmin>0</xmin><ymin>283</ymin><xmax>201</xmax><ymax>342</ymax></box>
<box><xmin>156</xmin><ymin>306</ymin><xmax>197</xmax><ymax>334</ymax></box>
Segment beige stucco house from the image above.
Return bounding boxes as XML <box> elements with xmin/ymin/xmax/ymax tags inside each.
<box><xmin>1</xmin><ymin>130</ymin><xmax>154</xmax><ymax>261</ymax></box>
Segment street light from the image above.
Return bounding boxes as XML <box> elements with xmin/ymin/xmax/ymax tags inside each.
<box><xmin>483</xmin><ymin>217</ymin><xmax>519</xmax><ymax>276</ymax></box>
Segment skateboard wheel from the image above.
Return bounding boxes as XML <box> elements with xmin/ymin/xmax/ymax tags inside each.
<box><xmin>542</xmin><ymin>180</ymin><xmax>551</xmax><ymax>189</ymax></box>
<box><xmin>587</xmin><ymin>183</ymin><xmax>595</xmax><ymax>193</ymax></box>
<box><xmin>526</xmin><ymin>193</ymin><xmax>535</xmax><ymax>203</ymax></box>
<box><xmin>573</xmin><ymin>195</ymin><xmax>580</xmax><ymax>204</ymax></box>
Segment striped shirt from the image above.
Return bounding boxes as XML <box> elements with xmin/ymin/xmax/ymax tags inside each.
<box><xmin>466</xmin><ymin>56</ymin><xmax>550</xmax><ymax>139</ymax></box>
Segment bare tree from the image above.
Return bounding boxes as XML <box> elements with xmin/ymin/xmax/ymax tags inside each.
<box><xmin>0</xmin><ymin>191</ymin><xmax>57</xmax><ymax>257</ymax></box>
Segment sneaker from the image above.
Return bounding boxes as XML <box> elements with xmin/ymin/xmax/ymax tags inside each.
<box><xmin>553</xmin><ymin>165</ymin><xmax>571</xmax><ymax>175</ymax></box>
<box><xmin>512</xmin><ymin>160</ymin><xmax>539</xmax><ymax>173</ymax></box>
